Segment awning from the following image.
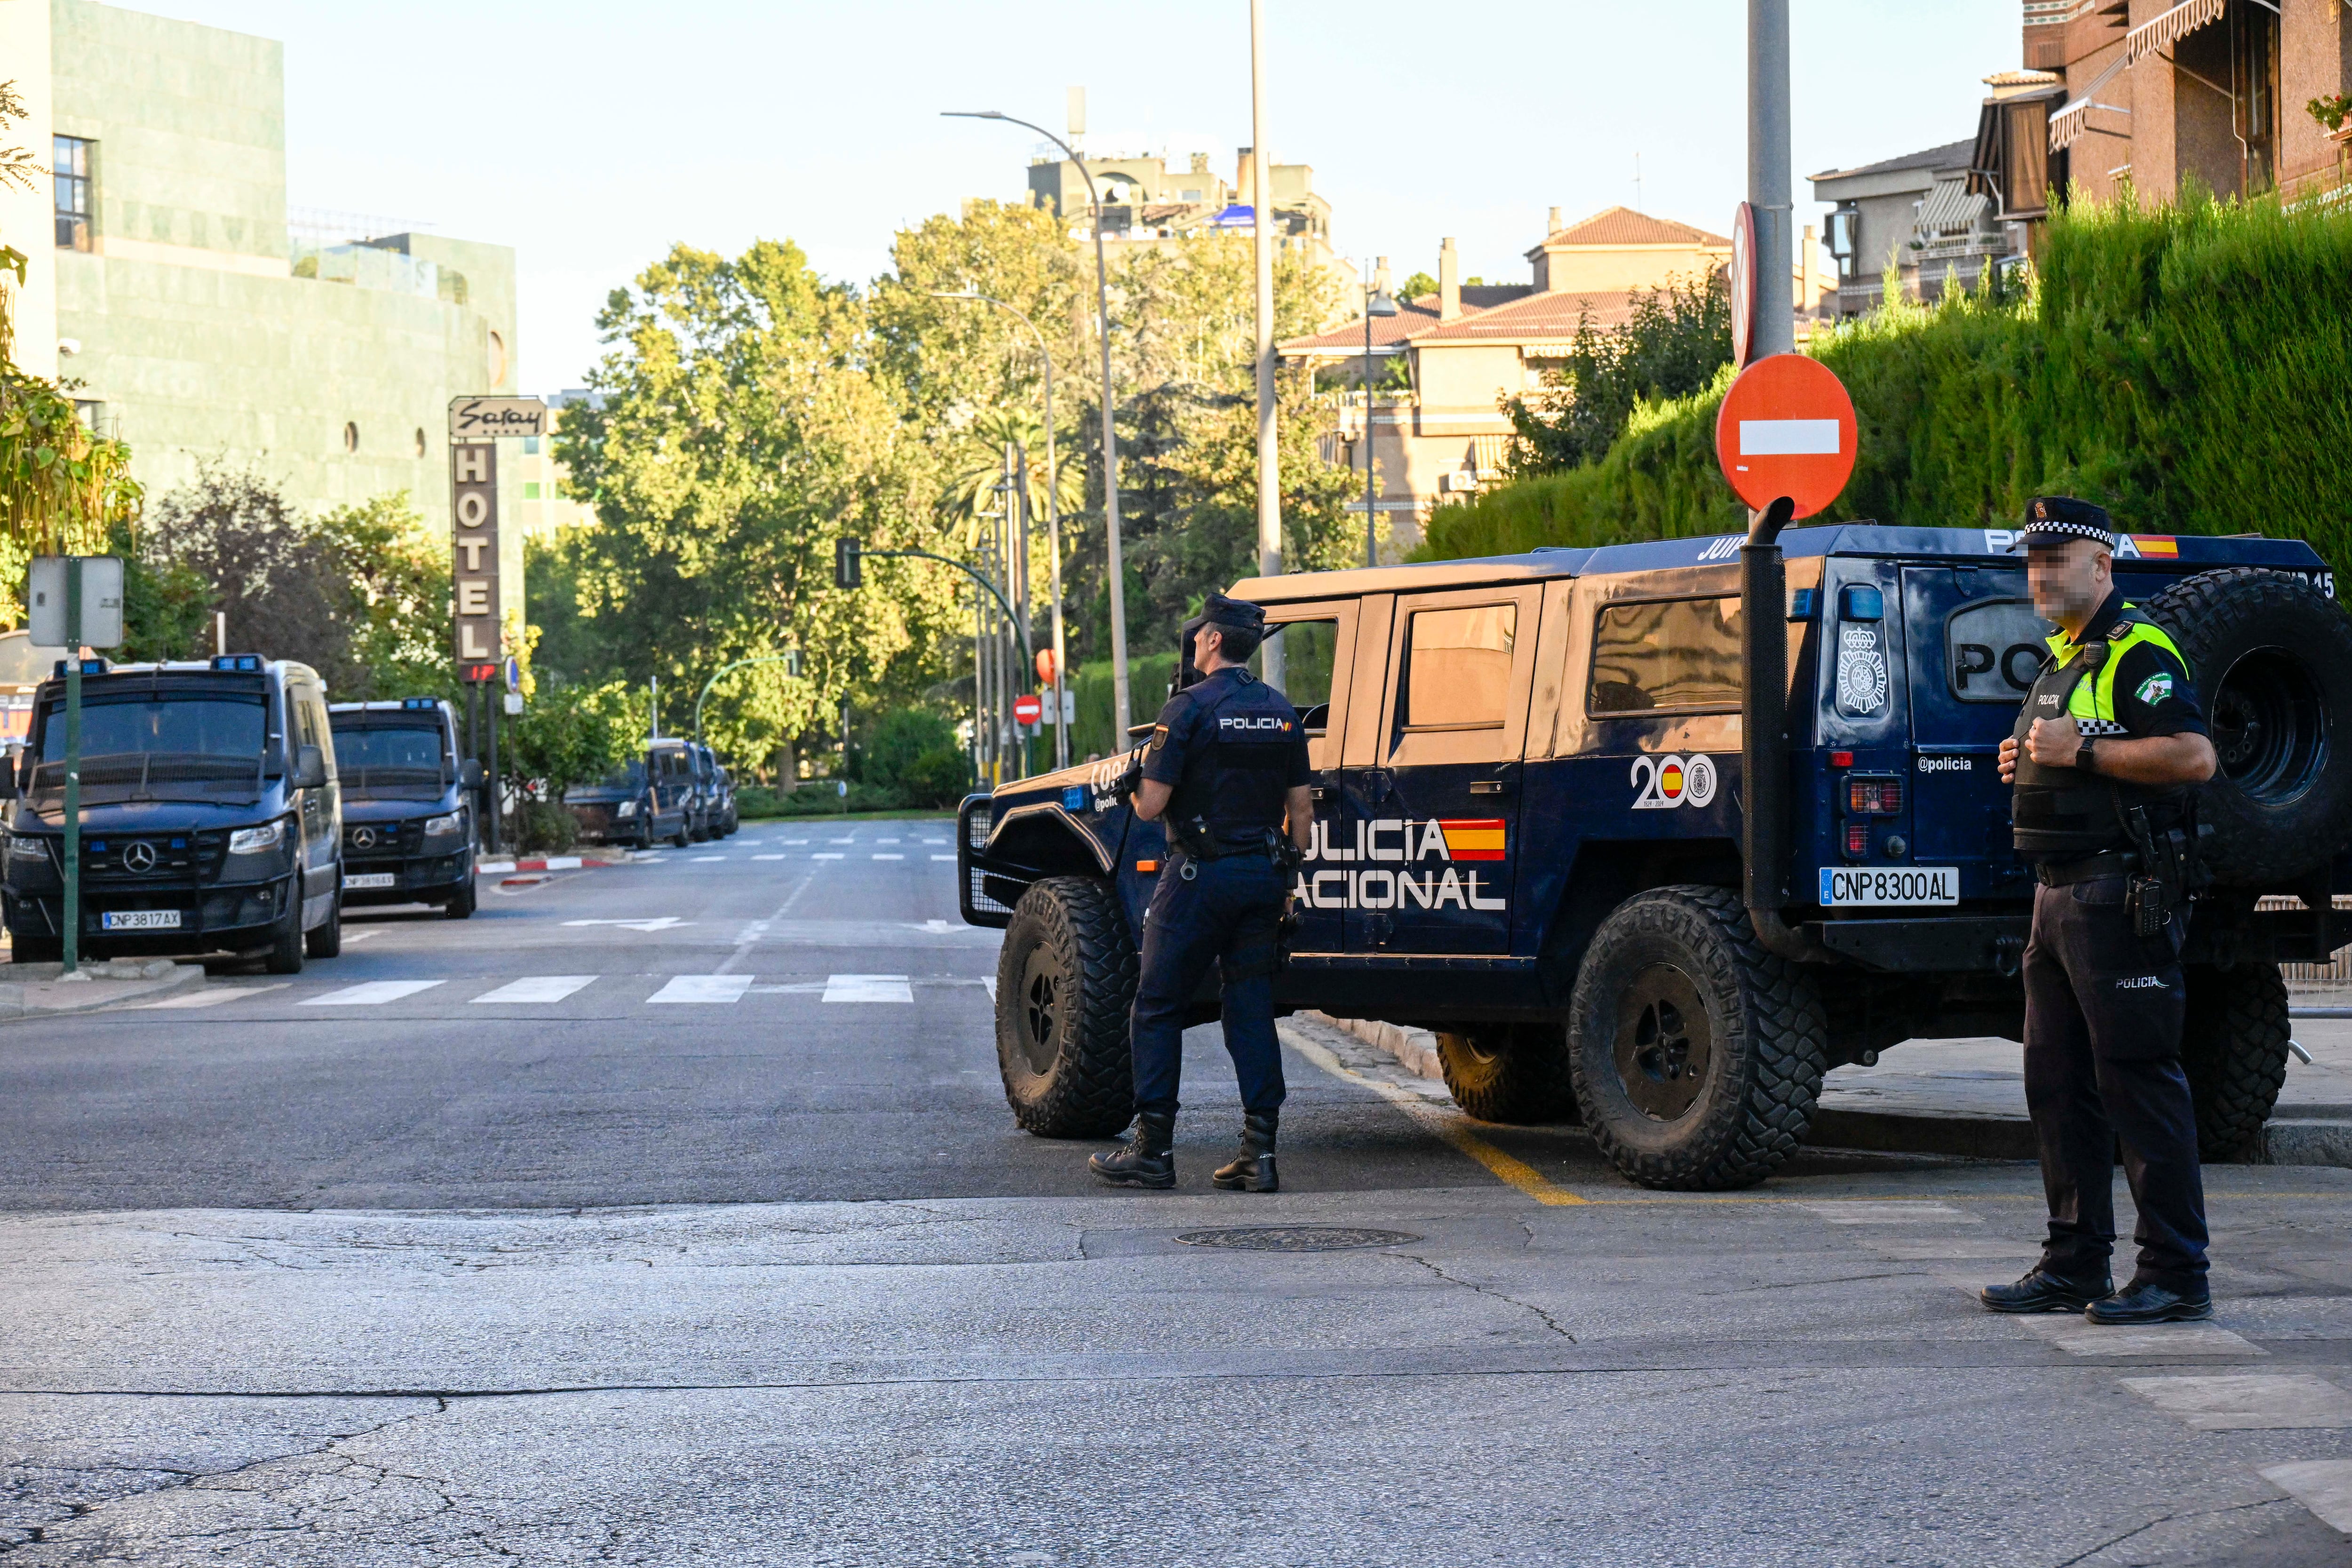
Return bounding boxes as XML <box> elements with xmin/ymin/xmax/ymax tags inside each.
<box><xmin>2048</xmin><ymin>0</ymin><xmax>2229</xmax><ymax>151</ymax></box>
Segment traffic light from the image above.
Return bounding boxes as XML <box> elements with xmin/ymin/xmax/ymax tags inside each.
<box><xmin>834</xmin><ymin>537</ymin><xmax>862</xmax><ymax>589</ymax></box>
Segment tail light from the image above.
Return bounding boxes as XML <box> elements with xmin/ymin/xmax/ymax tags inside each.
<box><xmin>1847</xmin><ymin>776</ymin><xmax>1903</xmax><ymax>815</ymax></box>
<box><xmin>1845</xmin><ymin>821</ymin><xmax>1872</xmax><ymax>858</ymax></box>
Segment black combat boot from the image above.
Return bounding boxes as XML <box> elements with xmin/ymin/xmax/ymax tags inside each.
<box><xmin>1089</xmin><ymin>1111</ymin><xmax>1176</xmax><ymax>1189</ymax></box>
<box><xmin>1211</xmin><ymin>1110</ymin><xmax>1279</xmax><ymax>1193</ymax></box>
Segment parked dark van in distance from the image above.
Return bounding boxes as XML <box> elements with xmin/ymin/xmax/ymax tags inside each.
<box><xmin>327</xmin><ymin>698</ymin><xmax>480</xmax><ymax>919</ymax></box>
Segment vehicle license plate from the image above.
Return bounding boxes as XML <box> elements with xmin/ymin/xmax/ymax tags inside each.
<box><xmin>101</xmin><ymin>909</ymin><xmax>182</xmax><ymax>931</ymax></box>
<box><xmin>343</xmin><ymin>872</ymin><xmax>397</xmax><ymax>890</ymax></box>
<box><xmin>1819</xmin><ymin>866</ymin><xmax>1960</xmax><ymax>907</ymax></box>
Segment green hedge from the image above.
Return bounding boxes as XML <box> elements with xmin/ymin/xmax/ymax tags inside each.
<box><xmin>1420</xmin><ymin>189</ymin><xmax>2352</xmax><ymax>581</ymax></box>
<box><xmin>1069</xmin><ymin>651</ymin><xmax>1180</xmax><ymax>762</ymax></box>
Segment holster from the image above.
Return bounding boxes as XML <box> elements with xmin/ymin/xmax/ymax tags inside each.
<box><xmin>2120</xmin><ymin>799</ymin><xmax>2196</xmax><ymax>939</ymax></box>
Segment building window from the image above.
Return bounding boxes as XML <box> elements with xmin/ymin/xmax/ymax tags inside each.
<box><xmin>343</xmin><ymin>422</ymin><xmax>359</xmax><ymax>454</ymax></box>
<box><xmin>523</xmin><ymin>482</ymin><xmax>542</xmax><ymax>500</ymax></box>
<box><xmin>413</xmin><ymin>427</ymin><xmax>427</xmax><ymax>458</ymax></box>
<box><xmin>53</xmin><ymin>135</ymin><xmax>93</xmax><ymax>251</ymax></box>
<box><xmin>72</xmin><ymin>400</ymin><xmax>102</xmax><ymax>430</ymax></box>
<box><xmin>1827</xmin><ymin>206</ymin><xmax>1859</xmax><ymax>281</ymax></box>
<box><xmin>522</xmin><ymin>436</ymin><xmax>540</xmax><ymax>455</ymax></box>
<box><xmin>487</xmin><ymin>330</ymin><xmax>508</xmax><ymax>387</ymax></box>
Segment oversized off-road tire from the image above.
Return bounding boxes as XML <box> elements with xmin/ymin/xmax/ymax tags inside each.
<box><xmin>1567</xmin><ymin>884</ymin><xmax>1828</xmax><ymax>1190</ymax></box>
<box><xmin>1437</xmin><ymin>1023</ymin><xmax>1577</xmax><ymax>1124</ymax></box>
<box><xmin>2143</xmin><ymin>568</ymin><xmax>2352</xmax><ymax>886</ymax></box>
<box><xmin>2181</xmin><ymin>963</ymin><xmax>2291</xmax><ymax>1161</ymax></box>
<box><xmin>995</xmin><ymin>876</ymin><xmax>1138</xmax><ymax>1138</ymax></box>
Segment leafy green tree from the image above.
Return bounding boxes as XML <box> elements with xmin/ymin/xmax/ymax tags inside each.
<box><xmin>314</xmin><ymin>492</ymin><xmax>450</xmax><ymax>700</ymax></box>
<box><xmin>1502</xmin><ymin>271</ymin><xmax>1732</xmax><ymax>475</ymax></box>
<box><xmin>505</xmin><ymin>677</ymin><xmax>637</xmax><ymax>803</ymax></box>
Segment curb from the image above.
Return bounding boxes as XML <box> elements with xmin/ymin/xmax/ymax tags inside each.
<box><xmin>1305</xmin><ymin>1012</ymin><xmax>1445</xmax><ymax>1081</ymax></box>
<box><xmin>0</xmin><ymin>961</ymin><xmax>203</xmax><ymax>1019</ymax></box>
<box><xmin>476</xmin><ymin>855</ymin><xmax>625</xmax><ymax>875</ymax></box>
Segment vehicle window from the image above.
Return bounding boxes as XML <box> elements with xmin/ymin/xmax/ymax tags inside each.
<box><xmin>1250</xmin><ymin>619</ymin><xmax>1339</xmax><ymax>710</ymax></box>
<box><xmin>1945</xmin><ymin>597</ymin><xmax>2050</xmax><ymax>703</ymax></box>
<box><xmin>332</xmin><ymin>724</ymin><xmax>444</xmax><ymax>783</ymax></box>
<box><xmin>1588</xmin><ymin>597</ymin><xmax>1743</xmax><ymax>715</ymax></box>
<box><xmin>601</xmin><ymin>760</ymin><xmax>647</xmax><ymax>789</ymax></box>
<box><xmin>40</xmin><ymin>696</ymin><xmax>265</xmax><ymax>761</ymax></box>
<box><xmin>1401</xmin><ymin>604</ymin><xmax>1516</xmax><ymax>729</ymax></box>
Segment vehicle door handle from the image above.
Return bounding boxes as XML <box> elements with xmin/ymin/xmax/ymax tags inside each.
<box><xmin>1469</xmin><ymin>780</ymin><xmax>1512</xmax><ymax>796</ymax></box>
<box><xmin>1311</xmin><ymin>785</ymin><xmax>1336</xmax><ymax>803</ymax></box>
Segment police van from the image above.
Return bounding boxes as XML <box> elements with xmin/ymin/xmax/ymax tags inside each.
<box><xmin>327</xmin><ymin>698</ymin><xmax>480</xmax><ymax>919</ymax></box>
<box><xmin>959</xmin><ymin>525</ymin><xmax>2352</xmax><ymax>1190</ymax></box>
<box><xmin>1</xmin><ymin>655</ymin><xmax>346</xmax><ymax>971</ymax></box>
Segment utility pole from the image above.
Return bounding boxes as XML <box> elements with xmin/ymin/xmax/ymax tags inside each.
<box><xmin>1248</xmin><ymin>0</ymin><xmax>1284</xmax><ymax>692</ymax></box>
<box><xmin>1749</xmin><ymin>0</ymin><xmax>1795</xmax><ymax>361</ymax></box>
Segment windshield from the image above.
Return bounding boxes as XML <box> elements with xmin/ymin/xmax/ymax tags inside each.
<box><xmin>592</xmin><ymin>761</ymin><xmax>647</xmax><ymax>791</ymax></box>
<box><xmin>31</xmin><ymin>692</ymin><xmax>269</xmax><ymax>805</ymax></box>
<box><xmin>331</xmin><ymin>721</ymin><xmax>446</xmax><ymax>797</ymax></box>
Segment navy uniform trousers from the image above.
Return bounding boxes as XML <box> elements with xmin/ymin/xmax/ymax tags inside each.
<box><xmin>1128</xmin><ymin>848</ymin><xmax>1288</xmax><ymax>1118</ymax></box>
<box><xmin>2022</xmin><ymin>873</ymin><xmax>2209</xmax><ymax>1292</ymax></box>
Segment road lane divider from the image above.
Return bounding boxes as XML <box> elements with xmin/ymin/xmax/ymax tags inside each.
<box><xmin>471</xmin><ymin>976</ymin><xmax>597</xmax><ymax>1005</ymax></box>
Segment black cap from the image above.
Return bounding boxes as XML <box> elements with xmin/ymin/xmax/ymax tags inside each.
<box><xmin>2020</xmin><ymin>496</ymin><xmax>2116</xmax><ymax>552</ymax></box>
<box><xmin>1196</xmin><ymin>593</ymin><xmax>1264</xmax><ymax>632</ymax></box>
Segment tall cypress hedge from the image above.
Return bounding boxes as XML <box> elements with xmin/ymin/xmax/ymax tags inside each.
<box><xmin>1417</xmin><ymin>189</ymin><xmax>2352</xmax><ymax>578</ymax></box>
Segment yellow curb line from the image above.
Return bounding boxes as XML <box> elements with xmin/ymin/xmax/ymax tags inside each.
<box><xmin>1280</xmin><ymin>1024</ymin><xmax>1588</xmax><ymax>1206</ymax></box>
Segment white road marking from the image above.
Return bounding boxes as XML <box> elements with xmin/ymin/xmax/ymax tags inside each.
<box><xmin>302</xmin><ymin>980</ymin><xmax>445</xmax><ymax>1007</ymax></box>
<box><xmin>471</xmin><ymin>976</ymin><xmax>597</xmax><ymax>1005</ymax></box>
<box><xmin>341</xmin><ymin>929</ymin><xmax>383</xmax><ymax>944</ymax></box>
<box><xmin>828</xmin><ymin>837</ymin><xmax>855</xmax><ymax>844</ymax></box>
<box><xmin>877</xmin><ymin>837</ymin><xmax>901</xmax><ymax>844</ymax></box>
<box><xmin>873</xmin><ymin>853</ymin><xmax>904</xmax><ymax>861</ymax></box>
<box><xmin>921</xmin><ymin>837</ymin><xmax>947</xmax><ymax>845</ymax></box>
<box><xmin>783</xmin><ymin>839</ymin><xmax>810</xmax><ymax>845</ymax></box>
<box><xmin>2017</xmin><ymin>1315</ymin><xmax>2263</xmax><ymax>1358</ymax></box>
<box><xmin>648</xmin><ymin>975</ymin><xmax>754</xmax><ymax>1004</ymax></box>
<box><xmin>984</xmin><ymin>977</ymin><xmax>997</xmax><ymax>1002</ymax></box>
<box><xmin>824</xmin><ymin>973</ymin><xmax>912</xmax><ymax>1003</ymax></box>
<box><xmin>2120</xmin><ymin>1374</ymin><xmax>2352</xmax><ymax>1430</ymax></box>
<box><xmin>691</xmin><ymin>855</ymin><xmax>726</xmax><ymax>862</ymax></box>
<box><xmin>930</xmin><ymin>853</ymin><xmax>958</xmax><ymax>862</ymax></box>
<box><xmin>2261</xmin><ymin>1460</ymin><xmax>2352</xmax><ymax>1533</ymax></box>
<box><xmin>753</xmin><ymin>854</ymin><xmax>786</xmax><ymax>861</ymax></box>
<box><xmin>916</xmin><ymin>919</ymin><xmax>953</xmax><ymax>934</ymax></box>
<box><xmin>1800</xmin><ymin>1202</ymin><xmax>1979</xmax><ymax>1225</ymax></box>
<box><xmin>139</xmin><ymin>983</ymin><xmax>292</xmax><ymax>1009</ymax></box>
<box><xmin>813</xmin><ymin>853</ymin><xmax>843</xmax><ymax>861</ymax></box>
<box><xmin>562</xmin><ymin>917</ymin><xmax>691</xmax><ymax>931</ymax></box>
<box><xmin>745</xmin><ymin>982</ymin><xmax>828</xmax><ymax>994</ymax></box>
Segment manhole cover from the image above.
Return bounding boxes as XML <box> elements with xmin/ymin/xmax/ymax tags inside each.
<box><xmin>1175</xmin><ymin>1226</ymin><xmax>1421</xmax><ymax>1253</ymax></box>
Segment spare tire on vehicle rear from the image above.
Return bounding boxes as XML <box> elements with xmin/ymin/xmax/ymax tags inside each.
<box><xmin>2142</xmin><ymin>567</ymin><xmax>2352</xmax><ymax>887</ymax></box>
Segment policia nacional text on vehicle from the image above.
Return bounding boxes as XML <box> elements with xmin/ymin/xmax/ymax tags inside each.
<box><xmin>1087</xmin><ymin>595</ymin><xmax>1313</xmax><ymax>1193</ymax></box>
<box><xmin>959</xmin><ymin>500</ymin><xmax>2352</xmax><ymax>1194</ymax></box>
<box><xmin>1984</xmin><ymin>499</ymin><xmax>2222</xmax><ymax>1326</ymax></box>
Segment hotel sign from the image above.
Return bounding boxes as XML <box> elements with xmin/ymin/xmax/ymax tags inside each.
<box><xmin>447</xmin><ymin>396</ymin><xmax>547</xmax><ymax>440</ymax></box>
<box><xmin>451</xmin><ymin>441</ymin><xmax>501</xmax><ymax>662</ymax></box>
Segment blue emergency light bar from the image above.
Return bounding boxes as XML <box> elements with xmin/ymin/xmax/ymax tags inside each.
<box><xmin>401</xmin><ymin>697</ymin><xmax>440</xmax><ymax>710</ymax></box>
<box><xmin>210</xmin><ymin>654</ymin><xmax>263</xmax><ymax>672</ymax></box>
<box><xmin>51</xmin><ymin>659</ymin><xmax>107</xmax><ymax>677</ymax></box>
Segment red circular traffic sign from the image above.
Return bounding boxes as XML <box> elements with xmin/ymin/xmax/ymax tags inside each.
<box><xmin>1728</xmin><ymin>201</ymin><xmax>1757</xmax><ymax>370</ymax></box>
<box><xmin>1713</xmin><ymin>353</ymin><xmax>1857</xmax><ymax>518</ymax></box>
<box><xmin>1013</xmin><ymin>693</ymin><xmax>1043</xmax><ymax>726</ymax></box>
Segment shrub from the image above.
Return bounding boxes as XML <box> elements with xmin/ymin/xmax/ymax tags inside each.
<box><xmin>514</xmin><ymin>800</ymin><xmax>578</xmax><ymax>854</ymax></box>
<box><xmin>903</xmin><ymin>744</ymin><xmax>972</xmax><ymax>806</ymax></box>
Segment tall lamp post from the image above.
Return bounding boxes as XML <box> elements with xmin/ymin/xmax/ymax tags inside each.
<box><xmin>1248</xmin><ymin>0</ymin><xmax>1282</xmax><ymax>692</ymax></box>
<box><xmin>1359</xmin><ymin>279</ymin><xmax>1398</xmax><ymax>568</ymax></box>
<box><xmin>943</xmin><ymin>108</ymin><xmax>1134</xmax><ymax>740</ymax></box>
<box><xmin>931</xmin><ymin>289</ymin><xmax>1071</xmax><ymax>771</ymax></box>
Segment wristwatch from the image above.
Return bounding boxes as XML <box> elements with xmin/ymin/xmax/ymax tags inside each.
<box><xmin>2076</xmin><ymin>737</ymin><xmax>2098</xmax><ymax>775</ymax></box>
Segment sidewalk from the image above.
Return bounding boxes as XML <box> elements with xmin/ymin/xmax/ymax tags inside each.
<box><xmin>1311</xmin><ymin>1007</ymin><xmax>2352</xmax><ymax>1168</ymax></box>
<box><xmin>0</xmin><ymin>957</ymin><xmax>203</xmax><ymax>1018</ymax></box>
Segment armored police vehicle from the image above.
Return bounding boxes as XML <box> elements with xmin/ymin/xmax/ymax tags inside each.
<box><xmin>327</xmin><ymin>698</ymin><xmax>481</xmax><ymax>919</ymax></box>
<box><xmin>959</xmin><ymin>522</ymin><xmax>2352</xmax><ymax>1190</ymax></box>
<box><xmin>2</xmin><ymin>655</ymin><xmax>346</xmax><ymax>972</ymax></box>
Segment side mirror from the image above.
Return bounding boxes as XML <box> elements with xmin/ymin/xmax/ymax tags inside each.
<box><xmin>460</xmin><ymin>759</ymin><xmax>486</xmax><ymax>791</ymax></box>
<box><xmin>293</xmin><ymin>744</ymin><xmax>327</xmax><ymax>791</ymax></box>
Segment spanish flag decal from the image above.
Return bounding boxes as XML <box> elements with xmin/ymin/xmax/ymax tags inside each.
<box><xmin>1437</xmin><ymin>818</ymin><xmax>1506</xmax><ymax>861</ymax></box>
<box><xmin>2130</xmin><ymin>534</ymin><xmax>2178</xmax><ymax>557</ymax></box>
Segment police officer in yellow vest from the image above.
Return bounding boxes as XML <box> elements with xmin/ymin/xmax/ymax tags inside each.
<box><xmin>1985</xmin><ymin>498</ymin><xmax>2221</xmax><ymax>1326</ymax></box>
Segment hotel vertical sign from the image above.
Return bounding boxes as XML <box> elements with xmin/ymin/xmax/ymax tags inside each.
<box><xmin>446</xmin><ymin>397</ymin><xmax>544</xmax><ymax>667</ymax></box>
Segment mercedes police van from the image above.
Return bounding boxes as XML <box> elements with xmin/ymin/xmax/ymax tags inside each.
<box><xmin>327</xmin><ymin>698</ymin><xmax>480</xmax><ymax>919</ymax></box>
<box><xmin>1</xmin><ymin>654</ymin><xmax>346</xmax><ymax>971</ymax></box>
<box><xmin>959</xmin><ymin>523</ymin><xmax>2352</xmax><ymax>1190</ymax></box>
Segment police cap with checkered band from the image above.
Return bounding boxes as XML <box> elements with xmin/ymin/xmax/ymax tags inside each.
<box><xmin>2019</xmin><ymin>496</ymin><xmax>2116</xmax><ymax>553</ymax></box>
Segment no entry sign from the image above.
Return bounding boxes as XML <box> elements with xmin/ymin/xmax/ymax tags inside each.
<box><xmin>1714</xmin><ymin>353</ymin><xmax>1858</xmax><ymax>518</ymax></box>
<box><xmin>1013</xmin><ymin>693</ymin><xmax>1043</xmax><ymax>727</ymax></box>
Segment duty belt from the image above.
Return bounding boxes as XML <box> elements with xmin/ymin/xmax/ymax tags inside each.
<box><xmin>2034</xmin><ymin>849</ymin><xmax>2139</xmax><ymax>888</ymax></box>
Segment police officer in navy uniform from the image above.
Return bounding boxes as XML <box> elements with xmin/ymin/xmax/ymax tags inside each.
<box><xmin>1090</xmin><ymin>594</ymin><xmax>1314</xmax><ymax>1193</ymax></box>
<box><xmin>1984</xmin><ymin>497</ymin><xmax>2222</xmax><ymax>1325</ymax></box>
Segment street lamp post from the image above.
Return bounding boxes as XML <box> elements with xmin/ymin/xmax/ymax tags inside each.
<box><xmin>1249</xmin><ymin>0</ymin><xmax>1283</xmax><ymax>692</ymax></box>
<box><xmin>930</xmin><ymin>289</ymin><xmax>1071</xmax><ymax>770</ymax></box>
<box><xmin>943</xmin><ymin>109</ymin><xmax>1133</xmax><ymax>741</ymax></box>
<box><xmin>1360</xmin><ymin>279</ymin><xmax>1398</xmax><ymax>569</ymax></box>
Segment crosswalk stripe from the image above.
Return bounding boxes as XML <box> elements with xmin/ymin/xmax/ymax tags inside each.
<box><xmin>812</xmin><ymin>853</ymin><xmax>843</xmax><ymax>860</ymax></box>
<box><xmin>930</xmin><ymin>854</ymin><xmax>956</xmax><ymax>862</ymax></box>
<box><xmin>824</xmin><ymin>973</ymin><xmax>912</xmax><ymax>1003</ymax></box>
<box><xmin>753</xmin><ymin>854</ymin><xmax>786</xmax><ymax>861</ymax></box>
<box><xmin>691</xmin><ymin>854</ymin><xmax>726</xmax><ymax>862</ymax></box>
<box><xmin>873</xmin><ymin>853</ymin><xmax>904</xmax><ymax>861</ymax></box>
<box><xmin>472</xmin><ymin>976</ymin><xmax>597</xmax><ymax>1005</ymax></box>
<box><xmin>139</xmin><ymin>983</ymin><xmax>292</xmax><ymax>1009</ymax></box>
<box><xmin>648</xmin><ymin>974</ymin><xmax>754</xmax><ymax>1004</ymax></box>
<box><xmin>302</xmin><ymin>980</ymin><xmax>445</xmax><ymax>1007</ymax></box>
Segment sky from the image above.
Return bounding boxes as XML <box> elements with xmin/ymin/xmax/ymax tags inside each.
<box><xmin>134</xmin><ymin>0</ymin><xmax>2022</xmax><ymax>393</ymax></box>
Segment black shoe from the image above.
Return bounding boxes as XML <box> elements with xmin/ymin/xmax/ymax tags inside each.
<box><xmin>1089</xmin><ymin>1112</ymin><xmax>1176</xmax><ymax>1190</ymax></box>
<box><xmin>1211</xmin><ymin>1110</ymin><xmax>1279</xmax><ymax>1193</ymax></box>
<box><xmin>2085</xmin><ymin>1280</ymin><xmax>2214</xmax><ymax>1326</ymax></box>
<box><xmin>1980</xmin><ymin>1268</ymin><xmax>2114</xmax><ymax>1314</ymax></box>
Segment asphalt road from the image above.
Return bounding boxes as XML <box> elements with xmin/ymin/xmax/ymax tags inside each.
<box><xmin>4</xmin><ymin>823</ymin><xmax>2351</xmax><ymax>1567</ymax></box>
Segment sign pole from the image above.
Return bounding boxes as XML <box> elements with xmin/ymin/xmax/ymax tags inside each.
<box><xmin>60</xmin><ymin>557</ymin><xmax>80</xmax><ymax>975</ymax></box>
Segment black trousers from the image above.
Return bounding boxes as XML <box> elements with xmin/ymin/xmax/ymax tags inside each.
<box><xmin>1128</xmin><ymin>849</ymin><xmax>1288</xmax><ymax>1120</ymax></box>
<box><xmin>2022</xmin><ymin>874</ymin><xmax>2209</xmax><ymax>1292</ymax></box>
